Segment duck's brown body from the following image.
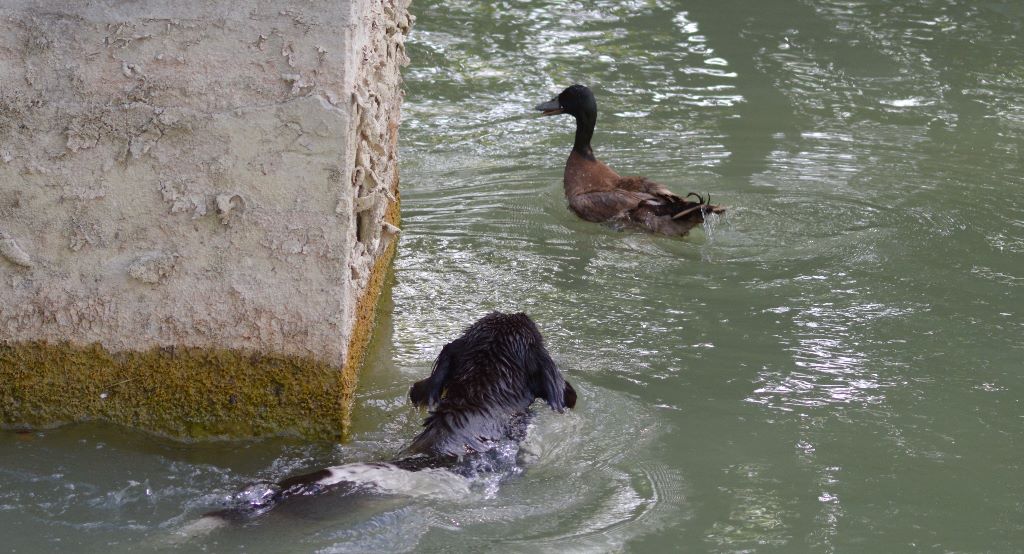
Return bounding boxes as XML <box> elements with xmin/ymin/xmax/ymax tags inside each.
<box><xmin>539</xmin><ymin>84</ymin><xmax>724</xmax><ymax>236</ymax></box>
<box><xmin>564</xmin><ymin>150</ymin><xmax>724</xmax><ymax>236</ymax></box>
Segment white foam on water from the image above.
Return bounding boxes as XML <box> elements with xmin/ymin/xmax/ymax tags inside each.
<box><xmin>164</xmin><ymin>514</ymin><xmax>228</xmax><ymax>545</ymax></box>
<box><xmin>319</xmin><ymin>463</ymin><xmax>472</xmax><ymax>500</ymax></box>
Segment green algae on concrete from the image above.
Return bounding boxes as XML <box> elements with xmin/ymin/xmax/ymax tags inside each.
<box><xmin>0</xmin><ymin>0</ymin><xmax>410</xmax><ymax>442</ymax></box>
<box><xmin>0</xmin><ymin>183</ymin><xmax>400</xmax><ymax>442</ymax></box>
<box><xmin>0</xmin><ymin>341</ymin><xmax>352</xmax><ymax>441</ymax></box>
<box><xmin>0</xmin><ymin>113</ymin><xmax>402</xmax><ymax>443</ymax></box>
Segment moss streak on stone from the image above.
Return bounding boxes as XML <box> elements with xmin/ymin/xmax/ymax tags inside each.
<box><xmin>0</xmin><ymin>190</ymin><xmax>400</xmax><ymax>442</ymax></box>
<box><xmin>0</xmin><ymin>342</ymin><xmax>348</xmax><ymax>440</ymax></box>
<box><xmin>338</xmin><ymin>174</ymin><xmax>401</xmax><ymax>441</ymax></box>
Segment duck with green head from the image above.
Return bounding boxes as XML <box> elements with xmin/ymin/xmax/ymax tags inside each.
<box><xmin>536</xmin><ymin>84</ymin><xmax>724</xmax><ymax>236</ymax></box>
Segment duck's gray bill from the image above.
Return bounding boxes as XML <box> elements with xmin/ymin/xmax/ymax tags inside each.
<box><xmin>535</xmin><ymin>99</ymin><xmax>562</xmax><ymax>115</ymax></box>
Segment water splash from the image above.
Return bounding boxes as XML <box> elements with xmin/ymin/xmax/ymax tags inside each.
<box><xmin>701</xmin><ymin>210</ymin><xmax>723</xmax><ymax>241</ymax></box>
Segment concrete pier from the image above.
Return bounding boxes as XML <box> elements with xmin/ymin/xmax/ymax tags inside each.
<box><xmin>0</xmin><ymin>0</ymin><xmax>411</xmax><ymax>439</ymax></box>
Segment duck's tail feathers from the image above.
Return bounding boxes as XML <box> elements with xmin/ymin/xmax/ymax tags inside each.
<box><xmin>671</xmin><ymin>192</ymin><xmax>725</xmax><ymax>220</ymax></box>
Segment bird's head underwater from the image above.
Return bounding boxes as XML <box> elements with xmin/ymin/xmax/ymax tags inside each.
<box><xmin>535</xmin><ymin>84</ymin><xmax>597</xmax><ymax>121</ymax></box>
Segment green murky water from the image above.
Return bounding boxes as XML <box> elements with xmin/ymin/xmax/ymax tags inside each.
<box><xmin>3</xmin><ymin>0</ymin><xmax>1022</xmax><ymax>551</ymax></box>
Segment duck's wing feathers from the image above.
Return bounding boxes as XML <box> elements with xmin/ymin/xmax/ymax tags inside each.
<box><xmin>633</xmin><ymin>193</ymin><xmax>724</xmax><ymax>224</ymax></box>
<box><xmin>615</xmin><ymin>176</ymin><xmax>676</xmax><ymax>196</ymax></box>
<box><xmin>617</xmin><ymin>176</ymin><xmax>725</xmax><ymax>220</ymax></box>
<box><xmin>567</xmin><ymin>189</ymin><xmax>651</xmax><ymax>222</ymax></box>
<box><xmin>568</xmin><ymin>187</ymin><xmax>708</xmax><ymax>224</ymax></box>
<box><xmin>568</xmin><ymin>174</ymin><xmax>725</xmax><ymax>231</ymax></box>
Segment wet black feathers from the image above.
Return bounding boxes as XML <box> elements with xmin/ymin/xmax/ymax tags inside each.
<box><xmin>203</xmin><ymin>313</ymin><xmax>576</xmax><ymax>522</ymax></box>
<box><xmin>406</xmin><ymin>312</ymin><xmax>575</xmax><ymax>457</ymax></box>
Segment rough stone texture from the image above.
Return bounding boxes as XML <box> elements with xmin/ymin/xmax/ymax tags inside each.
<box><xmin>0</xmin><ymin>0</ymin><xmax>411</xmax><ymax>439</ymax></box>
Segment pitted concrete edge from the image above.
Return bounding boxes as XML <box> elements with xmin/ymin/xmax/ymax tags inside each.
<box><xmin>0</xmin><ymin>0</ymin><xmax>411</xmax><ymax>440</ymax></box>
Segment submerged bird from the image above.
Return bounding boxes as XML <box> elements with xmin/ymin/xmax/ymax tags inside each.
<box><xmin>405</xmin><ymin>311</ymin><xmax>576</xmax><ymax>458</ymax></box>
<box><xmin>188</xmin><ymin>312</ymin><xmax>575</xmax><ymax>531</ymax></box>
<box><xmin>536</xmin><ymin>84</ymin><xmax>724</xmax><ymax>236</ymax></box>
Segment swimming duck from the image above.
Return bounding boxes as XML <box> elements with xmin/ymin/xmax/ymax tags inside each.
<box><xmin>536</xmin><ymin>84</ymin><xmax>724</xmax><ymax>236</ymax></box>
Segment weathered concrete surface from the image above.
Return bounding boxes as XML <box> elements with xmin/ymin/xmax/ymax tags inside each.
<box><xmin>0</xmin><ymin>0</ymin><xmax>411</xmax><ymax>439</ymax></box>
